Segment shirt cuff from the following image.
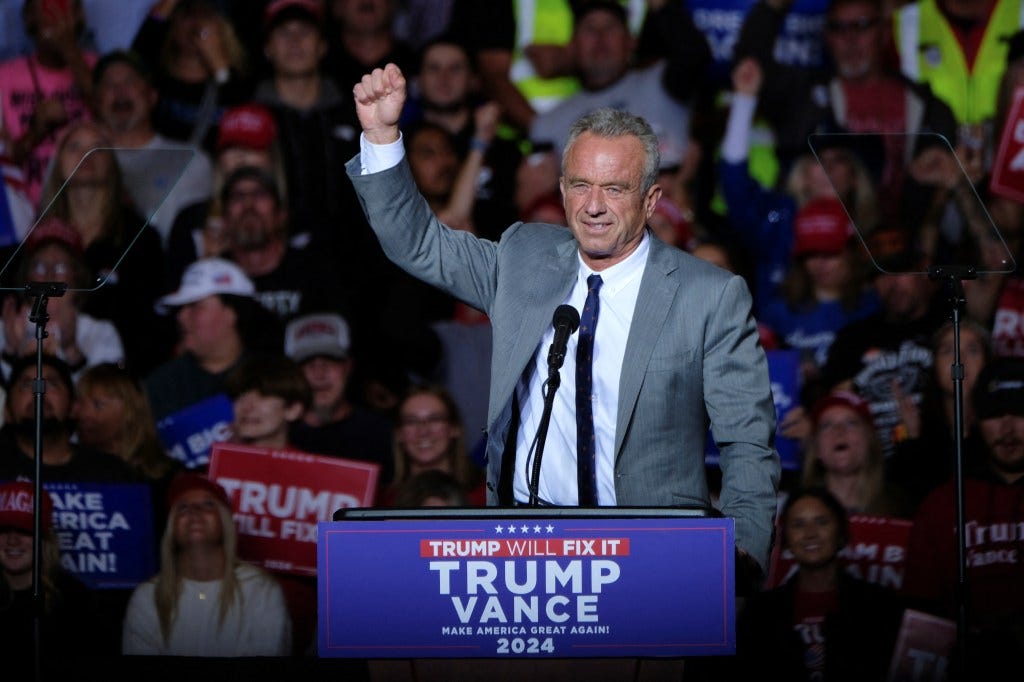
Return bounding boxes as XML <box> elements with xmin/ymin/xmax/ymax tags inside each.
<box><xmin>360</xmin><ymin>132</ymin><xmax>405</xmax><ymax>175</ymax></box>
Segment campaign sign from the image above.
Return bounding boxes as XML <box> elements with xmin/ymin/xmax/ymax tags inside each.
<box><xmin>156</xmin><ymin>393</ymin><xmax>234</xmax><ymax>469</ymax></box>
<box><xmin>990</xmin><ymin>87</ymin><xmax>1024</xmax><ymax>203</ymax></box>
<box><xmin>45</xmin><ymin>482</ymin><xmax>155</xmax><ymax>590</ymax></box>
<box><xmin>689</xmin><ymin>0</ymin><xmax>828</xmax><ymax>85</ymax></box>
<box><xmin>706</xmin><ymin>349</ymin><xmax>801</xmax><ymax>470</ymax></box>
<box><xmin>887</xmin><ymin>609</ymin><xmax>956</xmax><ymax>682</ymax></box>
<box><xmin>208</xmin><ymin>443</ymin><xmax>379</xmax><ymax>576</ymax></box>
<box><xmin>318</xmin><ymin>516</ymin><xmax>735</xmax><ymax>658</ymax></box>
<box><xmin>766</xmin><ymin>514</ymin><xmax>913</xmax><ymax>591</ymax></box>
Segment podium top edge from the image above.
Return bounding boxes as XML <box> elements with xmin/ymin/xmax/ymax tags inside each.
<box><xmin>333</xmin><ymin>506</ymin><xmax>716</xmax><ymax>521</ymax></box>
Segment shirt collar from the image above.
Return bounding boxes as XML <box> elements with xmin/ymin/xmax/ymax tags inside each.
<box><xmin>577</xmin><ymin>230</ymin><xmax>650</xmax><ymax>295</ymax></box>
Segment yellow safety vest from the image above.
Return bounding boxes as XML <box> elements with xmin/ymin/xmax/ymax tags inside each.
<box><xmin>510</xmin><ymin>0</ymin><xmax>648</xmax><ymax>115</ymax></box>
<box><xmin>895</xmin><ymin>0</ymin><xmax>1024</xmax><ymax>125</ymax></box>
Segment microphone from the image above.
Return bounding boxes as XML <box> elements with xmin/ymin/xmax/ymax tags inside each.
<box><xmin>547</xmin><ymin>304</ymin><xmax>580</xmax><ymax>375</ymax></box>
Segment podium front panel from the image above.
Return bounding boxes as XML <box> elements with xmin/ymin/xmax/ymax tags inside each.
<box><xmin>318</xmin><ymin>511</ymin><xmax>734</xmax><ymax>658</ymax></box>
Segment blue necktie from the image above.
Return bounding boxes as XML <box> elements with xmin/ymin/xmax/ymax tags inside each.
<box><xmin>576</xmin><ymin>274</ymin><xmax>603</xmax><ymax>506</ymax></box>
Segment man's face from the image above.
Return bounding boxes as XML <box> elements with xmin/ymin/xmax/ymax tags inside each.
<box><xmin>265</xmin><ymin>19</ymin><xmax>325</xmax><ymax>78</ymax></box>
<box><xmin>95</xmin><ymin>61</ymin><xmax>156</xmax><ymax>135</ymax></box>
<box><xmin>408</xmin><ymin>127</ymin><xmax>458</xmax><ymax>202</ymax></box>
<box><xmin>5</xmin><ymin>364</ymin><xmax>73</xmax><ymax>429</ymax></box>
<box><xmin>419</xmin><ymin>43</ymin><xmax>472</xmax><ymax>112</ymax></box>
<box><xmin>331</xmin><ymin>0</ymin><xmax>393</xmax><ymax>32</ymax></box>
<box><xmin>176</xmin><ymin>295</ymin><xmax>238</xmax><ymax>360</ymax></box>
<box><xmin>301</xmin><ymin>356</ymin><xmax>351</xmax><ymax>418</ymax></box>
<box><xmin>223</xmin><ymin>177</ymin><xmax>285</xmax><ymax>252</ymax></box>
<box><xmin>572</xmin><ymin>9</ymin><xmax>633</xmax><ymax>89</ymax></box>
<box><xmin>825</xmin><ymin>1</ymin><xmax>884</xmax><ymax>80</ymax></box>
<box><xmin>979</xmin><ymin>413</ymin><xmax>1024</xmax><ymax>481</ymax></box>
<box><xmin>874</xmin><ymin>272</ymin><xmax>931</xmax><ymax>322</ymax></box>
<box><xmin>232</xmin><ymin>390</ymin><xmax>301</xmax><ymax>445</ymax></box>
<box><xmin>560</xmin><ymin>132</ymin><xmax>660</xmax><ymax>271</ymax></box>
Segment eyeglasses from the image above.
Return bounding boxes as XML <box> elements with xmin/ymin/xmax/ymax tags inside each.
<box><xmin>399</xmin><ymin>414</ymin><xmax>450</xmax><ymax>428</ymax></box>
<box><xmin>826</xmin><ymin>16</ymin><xmax>880</xmax><ymax>35</ymax></box>
<box><xmin>29</xmin><ymin>259</ymin><xmax>72</xmax><ymax>278</ymax></box>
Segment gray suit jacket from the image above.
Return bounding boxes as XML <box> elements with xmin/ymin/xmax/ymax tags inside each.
<box><xmin>347</xmin><ymin>157</ymin><xmax>780</xmax><ymax>570</ymax></box>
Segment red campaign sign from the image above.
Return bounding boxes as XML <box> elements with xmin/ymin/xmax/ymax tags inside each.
<box><xmin>990</xmin><ymin>86</ymin><xmax>1024</xmax><ymax>203</ymax></box>
<box><xmin>208</xmin><ymin>443</ymin><xmax>379</xmax><ymax>576</ymax></box>
<box><xmin>887</xmin><ymin>609</ymin><xmax>956</xmax><ymax>682</ymax></box>
<box><xmin>765</xmin><ymin>515</ymin><xmax>913</xmax><ymax>591</ymax></box>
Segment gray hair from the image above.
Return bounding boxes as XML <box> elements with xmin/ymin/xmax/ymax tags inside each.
<box><xmin>562</xmin><ymin>108</ymin><xmax>660</xmax><ymax>195</ymax></box>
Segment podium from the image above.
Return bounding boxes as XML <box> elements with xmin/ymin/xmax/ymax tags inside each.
<box><xmin>318</xmin><ymin>507</ymin><xmax>734</xmax><ymax>679</ymax></box>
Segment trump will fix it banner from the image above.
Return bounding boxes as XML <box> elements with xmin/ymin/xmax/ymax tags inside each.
<box><xmin>208</xmin><ymin>443</ymin><xmax>379</xmax><ymax>576</ymax></box>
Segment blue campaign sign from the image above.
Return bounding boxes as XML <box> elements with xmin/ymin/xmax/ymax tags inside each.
<box><xmin>687</xmin><ymin>0</ymin><xmax>829</xmax><ymax>86</ymax></box>
<box><xmin>45</xmin><ymin>482</ymin><xmax>156</xmax><ymax>590</ymax></box>
<box><xmin>766</xmin><ymin>349</ymin><xmax>802</xmax><ymax>470</ymax></box>
<box><xmin>156</xmin><ymin>393</ymin><xmax>234</xmax><ymax>469</ymax></box>
<box><xmin>706</xmin><ymin>349</ymin><xmax>801</xmax><ymax>470</ymax></box>
<box><xmin>318</xmin><ymin>515</ymin><xmax>735</xmax><ymax>658</ymax></box>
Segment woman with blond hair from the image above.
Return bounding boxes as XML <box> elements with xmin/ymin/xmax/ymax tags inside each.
<box><xmin>122</xmin><ymin>473</ymin><xmax>291</xmax><ymax>656</ymax></box>
<box><xmin>38</xmin><ymin>119</ymin><xmax>170</xmax><ymax>375</ymax></box>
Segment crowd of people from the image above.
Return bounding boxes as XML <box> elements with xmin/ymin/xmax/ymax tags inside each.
<box><xmin>0</xmin><ymin>0</ymin><xmax>1022</xmax><ymax>676</ymax></box>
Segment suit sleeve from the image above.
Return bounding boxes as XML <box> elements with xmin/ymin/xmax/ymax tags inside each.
<box><xmin>704</xmin><ymin>274</ymin><xmax>781</xmax><ymax>572</ymax></box>
<box><xmin>346</xmin><ymin>155</ymin><xmax>501</xmax><ymax>314</ymax></box>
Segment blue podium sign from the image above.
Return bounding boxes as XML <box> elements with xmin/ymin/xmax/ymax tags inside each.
<box><xmin>318</xmin><ymin>513</ymin><xmax>734</xmax><ymax>658</ymax></box>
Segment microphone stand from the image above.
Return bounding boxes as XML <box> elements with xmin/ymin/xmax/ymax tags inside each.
<box><xmin>24</xmin><ymin>281</ymin><xmax>68</xmax><ymax>681</ymax></box>
<box><xmin>928</xmin><ymin>264</ymin><xmax>974</xmax><ymax>679</ymax></box>
<box><xmin>528</xmin><ymin>371</ymin><xmax>561</xmax><ymax>507</ymax></box>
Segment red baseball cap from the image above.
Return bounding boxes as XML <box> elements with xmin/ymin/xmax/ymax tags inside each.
<box><xmin>811</xmin><ymin>390</ymin><xmax>873</xmax><ymax>426</ymax></box>
<box><xmin>792</xmin><ymin>198</ymin><xmax>854</xmax><ymax>257</ymax></box>
<box><xmin>216</xmin><ymin>103</ymin><xmax>278</xmax><ymax>153</ymax></box>
<box><xmin>264</xmin><ymin>0</ymin><xmax>324</xmax><ymax>31</ymax></box>
<box><xmin>0</xmin><ymin>481</ymin><xmax>53</xmax><ymax>533</ymax></box>
<box><xmin>166</xmin><ymin>473</ymin><xmax>231</xmax><ymax>512</ymax></box>
<box><xmin>25</xmin><ymin>216</ymin><xmax>85</xmax><ymax>255</ymax></box>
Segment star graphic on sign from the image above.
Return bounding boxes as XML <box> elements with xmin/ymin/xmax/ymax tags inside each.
<box><xmin>507</xmin><ymin>525</ymin><xmax>517</xmax><ymax>533</ymax></box>
<box><xmin>520</xmin><ymin>524</ymin><xmax>530</xmax><ymax>533</ymax></box>
<box><xmin>533</xmin><ymin>525</ymin><xmax>542</xmax><ymax>533</ymax></box>
<box><xmin>494</xmin><ymin>525</ymin><xmax>504</xmax><ymax>534</ymax></box>
<box><xmin>546</xmin><ymin>525</ymin><xmax>555</xmax><ymax>533</ymax></box>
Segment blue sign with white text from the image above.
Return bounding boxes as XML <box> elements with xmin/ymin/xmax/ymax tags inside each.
<box><xmin>156</xmin><ymin>393</ymin><xmax>234</xmax><ymax>469</ymax></box>
<box><xmin>318</xmin><ymin>516</ymin><xmax>735</xmax><ymax>658</ymax></box>
<box><xmin>45</xmin><ymin>482</ymin><xmax>156</xmax><ymax>589</ymax></box>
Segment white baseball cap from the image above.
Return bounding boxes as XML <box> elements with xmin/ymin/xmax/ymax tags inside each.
<box><xmin>157</xmin><ymin>258</ymin><xmax>255</xmax><ymax>313</ymax></box>
<box><xmin>285</xmin><ymin>313</ymin><xmax>351</xmax><ymax>362</ymax></box>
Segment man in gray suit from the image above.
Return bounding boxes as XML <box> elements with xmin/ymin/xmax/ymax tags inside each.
<box><xmin>349</xmin><ymin>64</ymin><xmax>780</xmax><ymax>575</ymax></box>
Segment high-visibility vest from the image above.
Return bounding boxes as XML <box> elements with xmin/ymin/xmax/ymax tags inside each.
<box><xmin>895</xmin><ymin>0</ymin><xmax>1024</xmax><ymax>125</ymax></box>
<box><xmin>510</xmin><ymin>0</ymin><xmax>647</xmax><ymax>115</ymax></box>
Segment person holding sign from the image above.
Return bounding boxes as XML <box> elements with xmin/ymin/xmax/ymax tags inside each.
<box><xmin>224</xmin><ymin>353</ymin><xmax>311</xmax><ymax>450</ymax></box>
<box><xmin>348</xmin><ymin>64</ymin><xmax>779</xmax><ymax>577</ymax></box>
<box><xmin>735</xmin><ymin>486</ymin><xmax>906</xmax><ymax>681</ymax></box>
<box><xmin>0</xmin><ymin>480</ymin><xmax>113</xmax><ymax>670</ymax></box>
<box><xmin>122</xmin><ymin>472</ymin><xmax>291</xmax><ymax>656</ymax></box>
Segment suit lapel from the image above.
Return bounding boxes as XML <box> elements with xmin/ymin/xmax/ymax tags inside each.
<box><xmin>489</xmin><ymin>237</ymin><xmax>578</xmax><ymax>422</ymax></box>
<box><xmin>615</xmin><ymin>238</ymin><xmax>679</xmax><ymax>458</ymax></box>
